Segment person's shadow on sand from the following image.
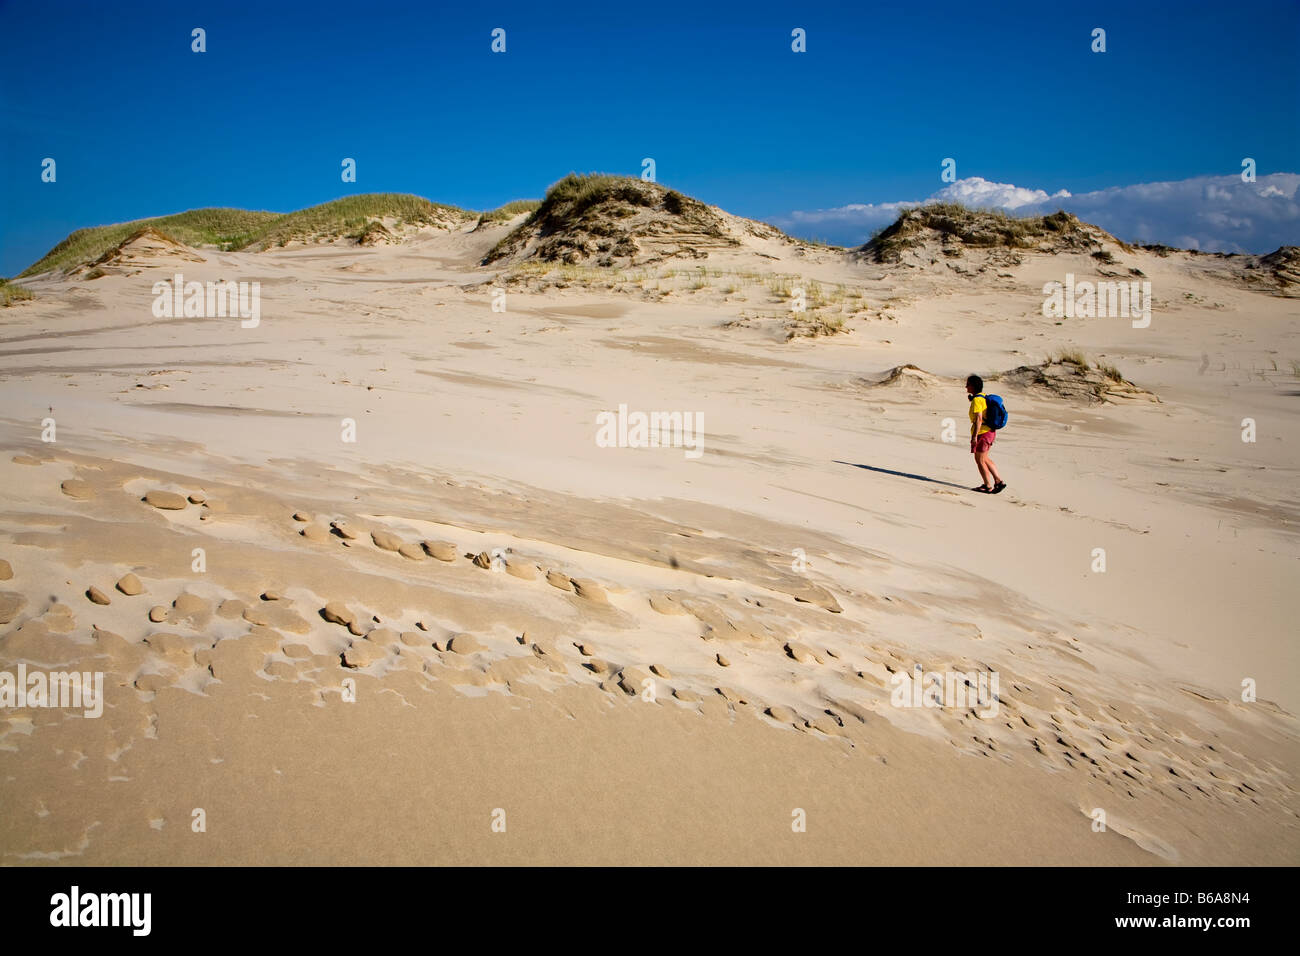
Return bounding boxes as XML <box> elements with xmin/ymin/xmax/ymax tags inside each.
<box><xmin>834</xmin><ymin>460</ymin><xmax>969</xmax><ymax>490</ymax></box>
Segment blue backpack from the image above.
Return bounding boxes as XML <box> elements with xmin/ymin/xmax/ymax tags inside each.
<box><xmin>980</xmin><ymin>393</ymin><xmax>1009</xmax><ymax>430</ymax></box>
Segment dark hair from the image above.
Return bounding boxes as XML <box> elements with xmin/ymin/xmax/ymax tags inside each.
<box><xmin>966</xmin><ymin>374</ymin><xmax>983</xmax><ymax>392</ymax></box>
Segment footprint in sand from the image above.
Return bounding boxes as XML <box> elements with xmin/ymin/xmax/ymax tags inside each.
<box><xmin>545</xmin><ymin>570</ymin><xmax>574</xmax><ymax>592</ymax></box>
<box><xmin>143</xmin><ymin>490</ymin><xmax>188</xmax><ymax>510</ymax></box>
<box><xmin>320</xmin><ymin>601</ymin><xmax>365</xmax><ymax>636</ymax></box>
<box><xmin>0</xmin><ymin>591</ymin><xmax>28</xmax><ymax>624</ymax></box>
<box><xmin>61</xmin><ymin>479</ymin><xmax>94</xmax><ymax>500</ymax></box>
<box><xmin>422</xmin><ymin>541</ymin><xmax>458</xmax><ymax>561</ymax></box>
<box><xmin>167</xmin><ymin>593</ymin><xmax>212</xmax><ymax>629</ymax></box>
<box><xmin>116</xmin><ymin>573</ymin><xmax>144</xmax><ymax>596</ymax></box>
<box><xmin>242</xmin><ymin>602</ymin><xmax>311</xmax><ymax>634</ymax></box>
<box><xmin>505</xmin><ymin>558</ymin><xmax>538</xmax><ymax>580</ymax></box>
<box><xmin>571</xmin><ymin>579</ymin><xmax>609</xmax><ymax>604</ymax></box>
<box><xmin>648</xmin><ymin>592</ymin><xmax>688</xmax><ymax>615</ymax></box>
<box><xmin>447</xmin><ymin>634</ymin><xmax>484</xmax><ymax>654</ymax></box>
<box><xmin>371</xmin><ymin>530</ymin><xmax>404</xmax><ymax>552</ymax></box>
<box><xmin>784</xmin><ymin>641</ymin><xmax>824</xmax><ymax>665</ymax></box>
<box><xmin>341</xmin><ymin>638</ymin><xmax>388</xmax><ymax>668</ymax></box>
<box><xmin>329</xmin><ymin>520</ymin><xmax>364</xmax><ymax>541</ymax></box>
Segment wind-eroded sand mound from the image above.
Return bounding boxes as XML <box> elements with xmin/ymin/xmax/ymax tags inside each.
<box><xmin>858</xmin><ymin>204</ymin><xmax>1124</xmax><ymax>266</ymax></box>
<box><xmin>994</xmin><ymin>357</ymin><xmax>1160</xmax><ymax>405</ymax></box>
<box><xmin>856</xmin><ymin>360</ymin><xmax>1157</xmax><ymax>405</ymax></box>
<box><xmin>856</xmin><ymin>364</ymin><xmax>951</xmax><ymax>393</ymax></box>
<box><xmin>1249</xmin><ymin>246</ymin><xmax>1300</xmax><ymax>297</ymax></box>
<box><xmin>77</xmin><ymin>228</ymin><xmax>205</xmax><ymax>279</ymax></box>
<box><xmin>483</xmin><ymin>174</ymin><xmax>780</xmax><ymax>267</ymax></box>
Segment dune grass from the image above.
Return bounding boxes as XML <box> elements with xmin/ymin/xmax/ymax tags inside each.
<box><xmin>20</xmin><ymin>209</ymin><xmax>279</xmax><ymax>276</ymax></box>
<box><xmin>863</xmin><ymin>202</ymin><xmax>1115</xmax><ymax>263</ymax></box>
<box><xmin>484</xmin><ymin>173</ymin><xmax>727</xmax><ymax>264</ymax></box>
<box><xmin>1096</xmin><ymin>360</ymin><xmax>1124</xmax><ymax>382</ymax></box>
<box><xmin>540</xmin><ymin>174</ymin><xmax>658</xmax><ymax>213</ymax></box>
<box><xmin>20</xmin><ymin>194</ymin><xmax>475</xmax><ymax>276</ymax></box>
<box><xmin>0</xmin><ymin>278</ymin><xmax>35</xmax><ymax>306</ymax></box>
<box><xmin>239</xmin><ymin>194</ymin><xmax>471</xmax><ymax>251</ymax></box>
<box><xmin>785</xmin><ymin>311</ymin><xmax>846</xmax><ymax>341</ymax></box>
<box><xmin>1052</xmin><ymin>348</ymin><xmax>1090</xmax><ymax>368</ymax></box>
<box><xmin>1046</xmin><ymin>349</ymin><xmax>1125</xmax><ymax>382</ymax></box>
<box><xmin>477</xmin><ymin>199</ymin><xmax>543</xmax><ymax>224</ymax></box>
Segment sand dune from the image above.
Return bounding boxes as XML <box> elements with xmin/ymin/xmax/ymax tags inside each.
<box><xmin>1</xmin><ymin>190</ymin><xmax>1297</xmax><ymax>864</ymax></box>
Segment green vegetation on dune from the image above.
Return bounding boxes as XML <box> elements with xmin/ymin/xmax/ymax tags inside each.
<box><xmin>20</xmin><ymin>193</ymin><xmax>475</xmax><ymax>277</ymax></box>
<box><xmin>476</xmin><ymin>199</ymin><xmax>543</xmax><ymax>225</ymax></box>
<box><xmin>1045</xmin><ymin>349</ymin><xmax>1125</xmax><ymax>383</ymax></box>
<box><xmin>1</xmin><ymin>277</ymin><xmax>35</xmax><ymax>306</ymax></box>
<box><xmin>20</xmin><ymin>208</ymin><xmax>280</xmax><ymax>277</ymax></box>
<box><xmin>1051</xmin><ymin>348</ymin><xmax>1090</xmax><ymax>368</ymax></box>
<box><xmin>536</xmin><ymin>174</ymin><xmax>659</xmax><ymax>212</ymax></box>
<box><xmin>862</xmin><ymin>202</ymin><xmax>1123</xmax><ymax>263</ymax></box>
<box><xmin>484</xmin><ymin>173</ymin><xmax>729</xmax><ymax>264</ymax></box>
<box><xmin>246</xmin><ymin>194</ymin><xmax>472</xmax><ymax>251</ymax></box>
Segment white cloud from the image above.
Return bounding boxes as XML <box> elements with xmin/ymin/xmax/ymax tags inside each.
<box><xmin>937</xmin><ymin>176</ymin><xmax>1070</xmax><ymax>210</ymax></box>
<box><xmin>775</xmin><ymin>173</ymin><xmax>1299</xmax><ymax>254</ymax></box>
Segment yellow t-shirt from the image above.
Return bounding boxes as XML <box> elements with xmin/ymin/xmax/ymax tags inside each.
<box><xmin>969</xmin><ymin>395</ymin><xmax>991</xmax><ymax>435</ymax></box>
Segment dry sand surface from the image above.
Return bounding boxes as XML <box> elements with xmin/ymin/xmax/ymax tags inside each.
<box><xmin>1</xmin><ymin>206</ymin><xmax>1298</xmax><ymax>865</ymax></box>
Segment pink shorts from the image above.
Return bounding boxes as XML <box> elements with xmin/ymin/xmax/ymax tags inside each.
<box><xmin>974</xmin><ymin>431</ymin><xmax>996</xmax><ymax>453</ymax></box>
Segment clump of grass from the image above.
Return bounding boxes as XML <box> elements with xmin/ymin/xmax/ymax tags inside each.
<box><xmin>348</xmin><ymin>220</ymin><xmax>393</xmax><ymax>244</ymax></box>
<box><xmin>0</xmin><ymin>278</ymin><xmax>35</xmax><ymax>306</ymax></box>
<box><xmin>483</xmin><ymin>199</ymin><xmax>542</xmax><ymax>221</ymax></box>
<box><xmin>1096</xmin><ymin>360</ymin><xmax>1124</xmax><ymax>382</ymax></box>
<box><xmin>1138</xmin><ymin>243</ymin><xmax>1175</xmax><ymax>257</ymax></box>
<box><xmin>502</xmin><ymin>259</ymin><xmax>611</xmax><ymax>289</ymax></box>
<box><xmin>785</xmin><ymin>311</ymin><xmax>846</xmax><ymax>341</ymax></box>
<box><xmin>1051</xmin><ymin>348</ymin><xmax>1090</xmax><ymax>368</ymax></box>
<box><xmin>766</xmin><ymin>275</ymin><xmax>793</xmax><ymax>298</ymax></box>
<box><xmin>795</xmin><ymin>235</ymin><xmax>839</xmax><ymax>250</ymax></box>
<box><xmin>475</xmin><ymin>199</ymin><xmax>542</xmax><ymax>227</ymax></box>
<box><xmin>806</xmin><ymin>279</ymin><xmax>828</xmax><ymax>308</ymax></box>
<box><xmin>1045</xmin><ymin>349</ymin><xmax>1126</xmax><ymax>383</ymax></box>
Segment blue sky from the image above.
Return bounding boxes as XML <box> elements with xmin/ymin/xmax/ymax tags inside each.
<box><xmin>2</xmin><ymin>0</ymin><xmax>1297</xmax><ymax>273</ymax></box>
